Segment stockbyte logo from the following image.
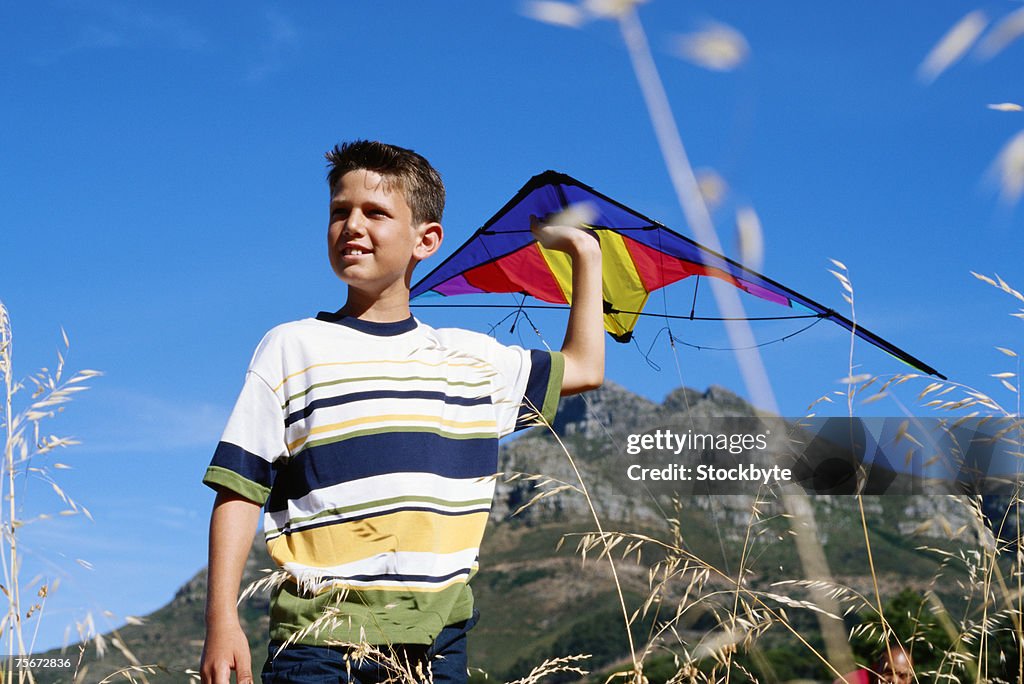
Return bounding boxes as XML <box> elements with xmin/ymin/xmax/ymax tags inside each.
<box><xmin>626</xmin><ymin>462</ymin><xmax>792</xmax><ymax>485</ymax></box>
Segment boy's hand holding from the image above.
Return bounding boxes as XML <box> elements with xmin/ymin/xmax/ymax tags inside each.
<box><xmin>529</xmin><ymin>211</ymin><xmax>600</xmax><ymax>257</ymax></box>
<box><xmin>529</xmin><ymin>212</ymin><xmax>604</xmax><ymax>396</ymax></box>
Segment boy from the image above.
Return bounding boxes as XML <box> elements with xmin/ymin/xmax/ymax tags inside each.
<box><xmin>199</xmin><ymin>140</ymin><xmax>603</xmax><ymax>684</ymax></box>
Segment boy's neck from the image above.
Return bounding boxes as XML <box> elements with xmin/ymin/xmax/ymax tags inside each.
<box><xmin>338</xmin><ymin>290</ymin><xmax>412</xmax><ymax>323</ymax></box>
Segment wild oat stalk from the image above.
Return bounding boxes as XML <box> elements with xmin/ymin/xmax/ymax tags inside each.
<box><xmin>521</xmin><ymin>398</ymin><xmax>641</xmax><ymax>683</ymax></box>
<box><xmin>0</xmin><ymin>301</ymin><xmax>101</xmax><ymax>682</ymax></box>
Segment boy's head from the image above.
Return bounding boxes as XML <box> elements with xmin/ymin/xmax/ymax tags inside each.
<box><xmin>325</xmin><ymin>140</ymin><xmax>444</xmax><ymax>225</ymax></box>
<box><xmin>324</xmin><ymin>140</ymin><xmax>445</xmax><ymax>307</ymax></box>
<box><xmin>874</xmin><ymin>644</ymin><xmax>913</xmax><ymax>684</ymax></box>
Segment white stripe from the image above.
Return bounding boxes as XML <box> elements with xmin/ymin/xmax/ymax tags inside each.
<box><xmin>265</xmin><ymin>473</ymin><xmax>496</xmax><ymax>534</ymax></box>
<box><xmin>284</xmin><ymin>549</ymin><xmax>480</xmax><ymax>592</ymax></box>
<box><xmin>285</xmin><ymin>411</ymin><xmax>499</xmax><ymax>448</ymax></box>
<box><xmin>286</xmin><ymin>377</ymin><xmax>492</xmax><ymax>413</ymax></box>
<box><xmin>279</xmin><ymin>357</ymin><xmax>495</xmax><ymax>400</ymax></box>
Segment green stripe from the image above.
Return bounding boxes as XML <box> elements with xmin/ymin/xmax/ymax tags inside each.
<box><xmin>283</xmin><ymin>375</ymin><xmax>490</xmax><ymax>410</ymax></box>
<box><xmin>269</xmin><ymin>579</ymin><xmax>476</xmax><ymax>646</ymax></box>
<box><xmin>541</xmin><ymin>351</ymin><xmax>565</xmax><ymax>423</ymax></box>
<box><xmin>269</xmin><ymin>494</ymin><xmax>494</xmax><ymax>531</ymax></box>
<box><xmin>296</xmin><ymin>426</ymin><xmax>497</xmax><ymax>455</ymax></box>
<box><xmin>202</xmin><ymin>466</ymin><xmax>270</xmax><ymax>505</ymax></box>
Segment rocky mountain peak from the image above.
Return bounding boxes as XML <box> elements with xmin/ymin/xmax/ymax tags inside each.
<box><xmin>552</xmin><ymin>380</ymin><xmax>657</xmax><ymax>438</ymax></box>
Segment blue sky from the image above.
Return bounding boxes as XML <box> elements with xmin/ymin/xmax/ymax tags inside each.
<box><xmin>3</xmin><ymin>0</ymin><xmax>1023</xmax><ymax>653</ymax></box>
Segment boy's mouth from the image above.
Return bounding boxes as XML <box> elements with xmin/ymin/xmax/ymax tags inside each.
<box><xmin>342</xmin><ymin>244</ymin><xmax>372</xmax><ymax>257</ymax></box>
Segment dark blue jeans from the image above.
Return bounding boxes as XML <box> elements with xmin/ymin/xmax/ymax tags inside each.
<box><xmin>261</xmin><ymin>612</ymin><xmax>477</xmax><ymax>684</ymax></box>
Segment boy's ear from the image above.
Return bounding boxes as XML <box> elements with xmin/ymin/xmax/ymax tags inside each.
<box><xmin>414</xmin><ymin>222</ymin><xmax>443</xmax><ymax>261</ymax></box>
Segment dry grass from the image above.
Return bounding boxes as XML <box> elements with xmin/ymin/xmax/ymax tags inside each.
<box><xmin>2</xmin><ymin>300</ymin><xmax>97</xmax><ymax>681</ymax></box>
<box><xmin>502</xmin><ymin>279</ymin><xmax>1023</xmax><ymax>682</ymax></box>
<box><xmin>0</xmin><ymin>302</ymin><xmax>194</xmax><ymax>683</ymax></box>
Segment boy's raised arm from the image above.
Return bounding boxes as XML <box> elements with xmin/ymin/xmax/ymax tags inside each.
<box><xmin>200</xmin><ymin>489</ymin><xmax>262</xmax><ymax>684</ymax></box>
<box><xmin>530</xmin><ymin>215</ymin><xmax>604</xmax><ymax>396</ymax></box>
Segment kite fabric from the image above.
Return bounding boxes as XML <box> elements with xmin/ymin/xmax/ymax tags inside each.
<box><xmin>410</xmin><ymin>171</ymin><xmax>944</xmax><ymax>379</ymax></box>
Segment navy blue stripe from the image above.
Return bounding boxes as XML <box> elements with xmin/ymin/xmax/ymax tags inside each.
<box><xmin>516</xmin><ymin>350</ymin><xmax>553</xmax><ymax>429</ymax></box>
<box><xmin>267</xmin><ymin>504</ymin><xmax>491</xmax><ymax>540</ymax></box>
<box><xmin>315</xmin><ymin>312</ymin><xmax>418</xmax><ymax>336</ymax></box>
<box><xmin>325</xmin><ymin>567</ymin><xmax>472</xmax><ymax>585</ymax></box>
<box><xmin>284</xmin><ymin>389</ymin><xmax>489</xmax><ymax>428</ymax></box>
<box><xmin>210</xmin><ymin>442</ymin><xmax>273</xmax><ymax>488</ymax></box>
<box><xmin>267</xmin><ymin>432</ymin><xmax>497</xmax><ymax>512</ymax></box>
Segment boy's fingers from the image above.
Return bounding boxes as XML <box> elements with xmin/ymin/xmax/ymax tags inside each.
<box><xmin>236</xmin><ymin>651</ymin><xmax>255</xmax><ymax>684</ymax></box>
<box><xmin>208</xmin><ymin>662</ymin><xmax>230</xmax><ymax>684</ymax></box>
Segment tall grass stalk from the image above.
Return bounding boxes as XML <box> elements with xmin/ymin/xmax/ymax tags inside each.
<box><xmin>0</xmin><ymin>301</ymin><xmax>100</xmax><ymax>681</ymax></box>
<box><xmin>833</xmin><ymin>263</ymin><xmax>898</xmax><ymax>675</ymax></box>
<box><xmin>538</xmin><ymin>412</ymin><xmax>640</xmax><ymax>679</ymax></box>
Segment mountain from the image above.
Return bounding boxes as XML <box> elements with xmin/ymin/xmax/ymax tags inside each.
<box><xmin>30</xmin><ymin>382</ymin><xmax>976</xmax><ymax>683</ymax></box>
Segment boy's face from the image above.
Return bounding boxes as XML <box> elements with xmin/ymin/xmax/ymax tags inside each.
<box><xmin>327</xmin><ymin>169</ymin><xmax>441</xmax><ymax>300</ymax></box>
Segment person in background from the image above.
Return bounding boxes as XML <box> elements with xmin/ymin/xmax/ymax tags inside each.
<box><xmin>833</xmin><ymin>642</ymin><xmax>914</xmax><ymax>684</ymax></box>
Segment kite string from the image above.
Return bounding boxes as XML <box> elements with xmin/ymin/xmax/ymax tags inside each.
<box><xmin>485</xmin><ymin>310</ymin><xmax>520</xmax><ymax>338</ymax></box>
<box><xmin>670</xmin><ymin>316</ymin><xmax>826</xmax><ymax>353</ymax></box>
<box><xmin>651</xmin><ymin>218</ymin><xmax>731</xmax><ymax>578</ymax></box>
<box><xmin>509</xmin><ymin>294</ymin><xmax>528</xmax><ymax>336</ymax></box>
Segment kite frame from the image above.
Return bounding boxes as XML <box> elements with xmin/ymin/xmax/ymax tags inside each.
<box><xmin>411</xmin><ymin>170</ymin><xmax>944</xmax><ymax>379</ymax></box>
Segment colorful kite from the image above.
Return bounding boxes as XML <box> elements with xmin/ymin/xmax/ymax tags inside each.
<box><xmin>410</xmin><ymin>171</ymin><xmax>944</xmax><ymax>379</ymax></box>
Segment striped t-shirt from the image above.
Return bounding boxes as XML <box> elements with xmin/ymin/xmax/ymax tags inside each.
<box><xmin>203</xmin><ymin>312</ymin><xmax>563</xmax><ymax>646</ymax></box>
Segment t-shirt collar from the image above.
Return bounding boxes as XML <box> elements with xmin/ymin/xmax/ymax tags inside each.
<box><xmin>315</xmin><ymin>311</ymin><xmax>418</xmax><ymax>336</ymax></box>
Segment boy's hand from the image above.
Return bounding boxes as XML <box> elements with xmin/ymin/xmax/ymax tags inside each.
<box><xmin>529</xmin><ymin>210</ymin><xmax>600</xmax><ymax>255</ymax></box>
<box><xmin>201</xmin><ymin>620</ymin><xmax>253</xmax><ymax>684</ymax></box>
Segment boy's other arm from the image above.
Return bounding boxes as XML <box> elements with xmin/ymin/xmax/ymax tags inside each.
<box><xmin>531</xmin><ymin>215</ymin><xmax>604</xmax><ymax>396</ymax></box>
<box><xmin>200</xmin><ymin>489</ymin><xmax>261</xmax><ymax>684</ymax></box>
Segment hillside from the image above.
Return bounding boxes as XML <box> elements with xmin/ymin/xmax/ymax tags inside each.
<box><xmin>31</xmin><ymin>382</ymin><xmax>979</xmax><ymax>683</ymax></box>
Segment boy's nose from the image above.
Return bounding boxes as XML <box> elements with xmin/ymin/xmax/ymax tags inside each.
<box><xmin>342</xmin><ymin>213</ymin><xmax>366</xmax><ymax>237</ymax></box>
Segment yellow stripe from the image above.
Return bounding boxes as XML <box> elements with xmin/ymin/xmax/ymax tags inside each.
<box><xmin>537</xmin><ymin>231</ymin><xmax>650</xmax><ymax>338</ymax></box>
<box><xmin>287</xmin><ymin>414</ymin><xmax>497</xmax><ymax>452</ymax></box>
<box><xmin>267</xmin><ymin>510</ymin><xmax>489</xmax><ymax>567</ymax></box>
<box><xmin>537</xmin><ymin>243</ymin><xmax>574</xmax><ymax>303</ymax></box>
<box><xmin>598</xmin><ymin>231</ymin><xmax>649</xmax><ymax>338</ymax></box>
<box><xmin>272</xmin><ymin>358</ymin><xmax>491</xmax><ymax>393</ymax></box>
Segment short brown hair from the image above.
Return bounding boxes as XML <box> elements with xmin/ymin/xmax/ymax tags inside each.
<box><xmin>325</xmin><ymin>140</ymin><xmax>445</xmax><ymax>225</ymax></box>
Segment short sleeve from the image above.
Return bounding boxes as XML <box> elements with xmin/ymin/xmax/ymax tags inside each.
<box><xmin>202</xmin><ymin>370</ymin><xmax>286</xmax><ymax>504</ymax></box>
<box><xmin>487</xmin><ymin>344</ymin><xmax>564</xmax><ymax>437</ymax></box>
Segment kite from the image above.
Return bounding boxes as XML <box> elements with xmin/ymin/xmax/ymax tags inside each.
<box><xmin>410</xmin><ymin>171</ymin><xmax>944</xmax><ymax>379</ymax></box>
